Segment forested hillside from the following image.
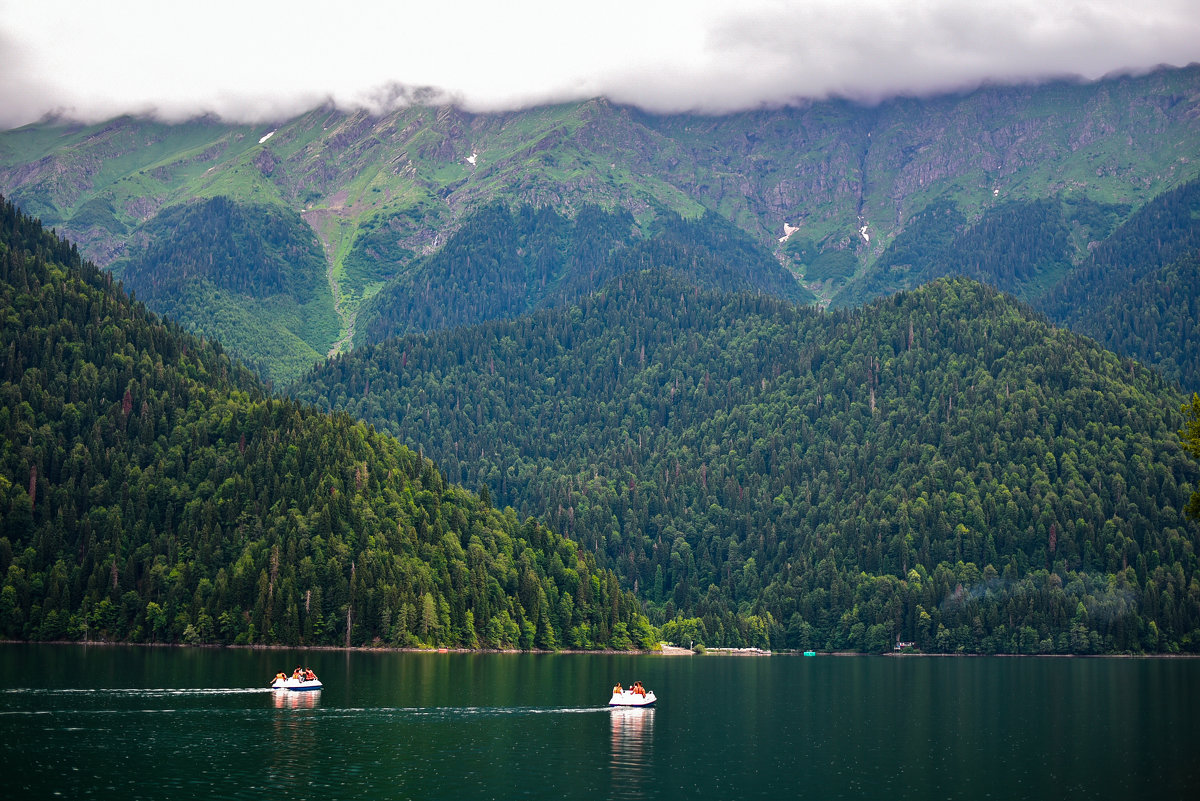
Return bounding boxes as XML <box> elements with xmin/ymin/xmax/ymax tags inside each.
<box><xmin>1039</xmin><ymin>176</ymin><xmax>1200</xmax><ymax>389</ymax></box>
<box><xmin>293</xmin><ymin>271</ymin><xmax>1200</xmax><ymax>653</ymax></box>
<box><xmin>0</xmin><ymin>197</ymin><xmax>652</xmax><ymax>650</ymax></box>
<box><xmin>112</xmin><ymin>197</ymin><xmax>340</xmax><ymax>385</ymax></box>
<box><xmin>1074</xmin><ymin>255</ymin><xmax>1200</xmax><ymax>392</ymax></box>
<box><xmin>835</xmin><ymin>176</ymin><xmax>1200</xmax><ymax>390</ymax></box>
<box><xmin>355</xmin><ymin>203</ymin><xmax>813</xmax><ymax>347</ymax></box>
<box><xmin>834</xmin><ymin>197</ymin><xmax>1126</xmax><ymax>307</ymax></box>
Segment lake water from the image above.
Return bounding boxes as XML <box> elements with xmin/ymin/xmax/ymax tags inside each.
<box><xmin>1</xmin><ymin>645</ymin><xmax>1197</xmax><ymax>800</ymax></box>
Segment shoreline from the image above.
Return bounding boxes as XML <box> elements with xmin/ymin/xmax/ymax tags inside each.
<box><xmin>2</xmin><ymin>639</ymin><xmax>1196</xmax><ymax>658</ymax></box>
<box><xmin>0</xmin><ymin>638</ymin><xmax>664</xmax><ymax>656</ymax></box>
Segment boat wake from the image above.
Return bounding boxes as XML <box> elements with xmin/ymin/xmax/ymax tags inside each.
<box><xmin>1</xmin><ymin>687</ymin><xmax>276</xmax><ymax>697</ymax></box>
<box><xmin>318</xmin><ymin>705</ymin><xmax>609</xmax><ymax>720</ymax></box>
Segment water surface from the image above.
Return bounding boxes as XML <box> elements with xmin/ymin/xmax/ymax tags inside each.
<box><xmin>1</xmin><ymin>645</ymin><xmax>1196</xmax><ymax>799</ymax></box>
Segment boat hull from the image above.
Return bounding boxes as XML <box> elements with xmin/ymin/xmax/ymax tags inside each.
<box><xmin>271</xmin><ymin>677</ymin><xmax>324</xmax><ymax>692</ymax></box>
<box><xmin>609</xmin><ymin>691</ymin><xmax>656</xmax><ymax>707</ymax></box>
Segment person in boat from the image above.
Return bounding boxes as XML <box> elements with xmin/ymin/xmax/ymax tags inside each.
<box><xmin>274</xmin><ymin>671</ymin><xmax>287</xmax><ymax>683</ymax></box>
<box><xmin>292</xmin><ymin>666</ymin><xmax>302</xmax><ymax>680</ymax></box>
<box><xmin>304</xmin><ymin>668</ymin><xmax>316</xmax><ymax>681</ymax></box>
<box><xmin>613</xmin><ymin>682</ymin><xmax>623</xmax><ymax>695</ymax></box>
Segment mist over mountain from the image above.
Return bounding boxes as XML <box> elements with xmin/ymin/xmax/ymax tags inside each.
<box><xmin>2</xmin><ymin>66</ymin><xmax>1198</xmax><ymax>386</ymax></box>
<box><xmin>3</xmin><ymin>1</ymin><xmax>1199</xmax><ymax>127</ymax></box>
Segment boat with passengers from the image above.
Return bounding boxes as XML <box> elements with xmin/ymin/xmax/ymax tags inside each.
<box><xmin>271</xmin><ymin>666</ymin><xmax>323</xmax><ymax>692</ymax></box>
<box><xmin>609</xmin><ymin>681</ymin><xmax>656</xmax><ymax>707</ymax></box>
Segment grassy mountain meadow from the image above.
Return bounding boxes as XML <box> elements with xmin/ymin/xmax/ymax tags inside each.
<box><xmin>1</xmin><ymin>66</ymin><xmax>1198</xmax><ymax>384</ymax></box>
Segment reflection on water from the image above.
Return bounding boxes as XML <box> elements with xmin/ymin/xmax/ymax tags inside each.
<box><xmin>610</xmin><ymin>708</ymin><xmax>654</xmax><ymax>799</ymax></box>
<box><xmin>269</xmin><ymin>689</ymin><xmax>321</xmax><ymax>788</ymax></box>
<box><xmin>272</xmin><ymin>689</ymin><xmax>321</xmax><ymax>710</ymax></box>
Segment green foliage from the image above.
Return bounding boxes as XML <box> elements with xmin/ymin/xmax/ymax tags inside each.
<box><xmin>356</xmin><ymin>203</ymin><xmax>629</xmax><ymax>345</ymax></box>
<box><xmin>785</xmin><ymin>236</ymin><xmax>859</xmax><ymax>285</ymax></box>
<box><xmin>293</xmin><ymin>270</ymin><xmax>1200</xmax><ymax>653</ymax></box>
<box><xmin>837</xmin><ymin>197</ymin><xmax>1124</xmax><ymax>307</ymax></box>
<box><xmin>804</xmin><ymin>249</ymin><xmax>858</xmax><ymax>283</ymax></box>
<box><xmin>625</xmin><ymin>212</ymin><xmax>815</xmax><ymax>305</ymax></box>
<box><xmin>1042</xmin><ymin>177</ymin><xmax>1200</xmax><ymax>390</ymax></box>
<box><xmin>1182</xmin><ymin>393</ymin><xmax>1200</xmax><ymax>522</ymax></box>
<box><xmin>1077</xmin><ymin>254</ymin><xmax>1200</xmax><ymax>391</ymax></box>
<box><xmin>67</xmin><ymin>197</ymin><xmax>128</xmax><ymax>236</ymax></box>
<box><xmin>0</xmin><ymin>196</ymin><xmax>649</xmax><ymax>649</ymax></box>
<box><xmin>355</xmin><ymin>203</ymin><xmax>811</xmax><ymax>347</ymax></box>
<box><xmin>835</xmin><ymin>181</ymin><xmax>1200</xmax><ymax>391</ymax></box>
<box><xmin>4</xmin><ymin>68</ymin><xmax>1198</xmax><ymax>393</ymax></box>
<box><xmin>784</xmin><ymin>237</ymin><xmax>817</xmax><ymax>260</ymax></box>
<box><xmin>112</xmin><ymin>196</ymin><xmax>339</xmax><ymax>386</ymax></box>
<box><xmin>118</xmin><ymin>196</ymin><xmax>326</xmax><ymax>304</ymax></box>
<box><xmin>340</xmin><ymin>210</ymin><xmax>420</xmax><ymax>295</ymax></box>
<box><xmin>1045</xmin><ymin>177</ymin><xmax>1200</xmax><ymax>327</ymax></box>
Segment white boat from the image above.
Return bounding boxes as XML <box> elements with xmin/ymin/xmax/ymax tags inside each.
<box><xmin>271</xmin><ymin>675</ymin><xmax>323</xmax><ymax>692</ymax></box>
<box><xmin>609</xmin><ymin>688</ymin><xmax>656</xmax><ymax>707</ymax></box>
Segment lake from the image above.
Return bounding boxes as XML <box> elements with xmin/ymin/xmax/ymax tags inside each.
<box><xmin>1</xmin><ymin>645</ymin><xmax>1197</xmax><ymax>799</ymax></box>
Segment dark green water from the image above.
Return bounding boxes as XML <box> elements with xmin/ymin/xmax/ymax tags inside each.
<box><xmin>1</xmin><ymin>645</ymin><xmax>1197</xmax><ymax>800</ymax></box>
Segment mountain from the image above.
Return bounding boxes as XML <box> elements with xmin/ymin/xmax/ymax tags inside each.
<box><xmin>0</xmin><ymin>196</ymin><xmax>653</xmax><ymax>650</ymax></box>
<box><xmin>355</xmin><ymin>202</ymin><xmax>815</xmax><ymax>347</ymax></box>
<box><xmin>290</xmin><ymin>270</ymin><xmax>1200</xmax><ymax>653</ymax></box>
<box><xmin>832</xmin><ymin>195</ymin><xmax>1130</xmax><ymax>307</ymax></box>
<box><xmin>114</xmin><ymin>195</ymin><xmax>340</xmax><ymax>385</ymax></box>
<box><xmin>1038</xmin><ymin>176</ymin><xmax>1200</xmax><ymax>389</ymax></box>
<box><xmin>2</xmin><ymin>67</ymin><xmax>1198</xmax><ymax>382</ymax></box>
<box><xmin>1071</xmin><ymin>253</ymin><xmax>1200</xmax><ymax>391</ymax></box>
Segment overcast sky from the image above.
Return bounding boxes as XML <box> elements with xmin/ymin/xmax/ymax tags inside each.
<box><xmin>2</xmin><ymin>0</ymin><xmax>1198</xmax><ymax>129</ymax></box>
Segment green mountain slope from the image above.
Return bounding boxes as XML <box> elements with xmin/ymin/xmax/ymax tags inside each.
<box><xmin>1037</xmin><ymin>175</ymin><xmax>1200</xmax><ymax>389</ymax></box>
<box><xmin>833</xmin><ymin>175</ymin><xmax>1200</xmax><ymax>388</ymax></box>
<box><xmin>113</xmin><ymin>196</ymin><xmax>340</xmax><ymax>385</ymax></box>
<box><xmin>834</xmin><ymin>196</ymin><xmax>1128</xmax><ymax>307</ymax></box>
<box><xmin>291</xmin><ymin>271</ymin><xmax>1200</xmax><ymax>653</ymax></box>
<box><xmin>1065</xmin><ymin>254</ymin><xmax>1200</xmax><ymax>392</ymax></box>
<box><xmin>2</xmin><ymin>68</ymin><xmax>1198</xmax><ymax>380</ymax></box>
<box><xmin>355</xmin><ymin>202</ymin><xmax>814</xmax><ymax>347</ymax></box>
<box><xmin>0</xmin><ymin>197</ymin><xmax>652</xmax><ymax>650</ymax></box>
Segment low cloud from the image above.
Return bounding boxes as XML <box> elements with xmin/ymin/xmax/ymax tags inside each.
<box><xmin>1</xmin><ymin>0</ymin><xmax>1198</xmax><ymax>128</ymax></box>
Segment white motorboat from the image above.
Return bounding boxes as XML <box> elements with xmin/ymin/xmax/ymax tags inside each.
<box><xmin>271</xmin><ymin>675</ymin><xmax>323</xmax><ymax>692</ymax></box>
<box><xmin>609</xmin><ymin>688</ymin><xmax>656</xmax><ymax>707</ymax></box>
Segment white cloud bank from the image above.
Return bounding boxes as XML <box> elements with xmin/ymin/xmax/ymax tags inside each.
<box><xmin>1</xmin><ymin>0</ymin><xmax>1198</xmax><ymax>128</ymax></box>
